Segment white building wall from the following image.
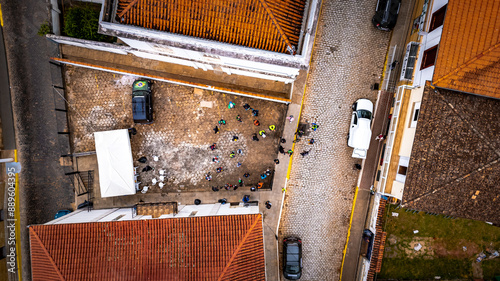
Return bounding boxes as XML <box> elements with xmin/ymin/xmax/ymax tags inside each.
<box><xmin>121</xmin><ymin>37</ymin><xmax>300</xmax><ymax>81</ymax></box>
<box><xmin>45</xmin><ymin>203</ymin><xmax>259</xmax><ymax>224</ymax></box>
<box><xmin>399</xmin><ymin>87</ymin><xmax>424</xmax><ymax>157</ymax></box>
<box><xmin>53</xmin><ymin>38</ymin><xmax>128</xmax><ymax>55</ymax></box>
<box><xmin>430</xmin><ymin>0</ymin><xmax>448</xmax><ymax>13</ymax></box>
<box><xmin>412</xmin><ymin>0</ymin><xmax>448</xmax><ymax>87</ymax></box>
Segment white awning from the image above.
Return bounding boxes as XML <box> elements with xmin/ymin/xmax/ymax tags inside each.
<box><xmin>94</xmin><ymin>129</ymin><xmax>136</xmax><ymax>198</ymax></box>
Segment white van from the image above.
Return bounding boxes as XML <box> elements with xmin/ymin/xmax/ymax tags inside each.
<box><xmin>348</xmin><ymin>99</ymin><xmax>373</xmax><ymax>159</ymax></box>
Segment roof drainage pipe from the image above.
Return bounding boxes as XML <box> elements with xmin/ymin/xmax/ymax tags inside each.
<box><xmin>50</xmin><ymin>0</ymin><xmax>61</xmax><ymax>35</ymax></box>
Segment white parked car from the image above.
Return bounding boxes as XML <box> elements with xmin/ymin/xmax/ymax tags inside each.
<box><xmin>348</xmin><ymin>99</ymin><xmax>373</xmax><ymax>159</ymax></box>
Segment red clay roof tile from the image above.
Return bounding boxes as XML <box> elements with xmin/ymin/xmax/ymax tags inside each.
<box><xmin>115</xmin><ymin>0</ymin><xmax>306</xmax><ymax>54</ymax></box>
<box><xmin>432</xmin><ymin>0</ymin><xmax>500</xmax><ymax>99</ymax></box>
<box><xmin>30</xmin><ymin>214</ymin><xmax>265</xmax><ymax>281</ymax></box>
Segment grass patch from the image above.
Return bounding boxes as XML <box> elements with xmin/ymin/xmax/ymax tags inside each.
<box><xmin>482</xmin><ymin>259</ymin><xmax>500</xmax><ymax>280</ymax></box>
<box><xmin>384</xmin><ymin>205</ymin><xmax>500</xmax><ymax>248</ymax></box>
<box><xmin>379</xmin><ymin>258</ymin><xmax>472</xmax><ymax>279</ymax></box>
<box><xmin>379</xmin><ymin>204</ymin><xmax>500</xmax><ymax>279</ymax></box>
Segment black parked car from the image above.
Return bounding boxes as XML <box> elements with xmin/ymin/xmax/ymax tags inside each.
<box><xmin>283</xmin><ymin>237</ymin><xmax>302</xmax><ymax>280</ymax></box>
<box><xmin>372</xmin><ymin>0</ymin><xmax>401</xmax><ymax>31</ymax></box>
<box><xmin>132</xmin><ymin>79</ymin><xmax>153</xmax><ymax>124</ymax></box>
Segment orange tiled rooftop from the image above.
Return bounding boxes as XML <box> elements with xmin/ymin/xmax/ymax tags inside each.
<box><xmin>29</xmin><ymin>214</ymin><xmax>265</xmax><ymax>281</ymax></box>
<box><xmin>432</xmin><ymin>0</ymin><xmax>500</xmax><ymax>99</ymax></box>
<box><xmin>115</xmin><ymin>0</ymin><xmax>307</xmax><ymax>54</ymax></box>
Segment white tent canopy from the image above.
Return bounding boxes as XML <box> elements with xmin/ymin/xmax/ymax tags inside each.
<box><xmin>94</xmin><ymin>129</ymin><xmax>136</xmax><ymax>197</ymax></box>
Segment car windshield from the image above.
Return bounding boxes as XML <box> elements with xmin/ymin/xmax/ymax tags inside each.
<box><xmin>285</xmin><ymin>264</ymin><xmax>301</xmax><ymax>274</ymax></box>
<box><xmin>377</xmin><ymin>0</ymin><xmax>388</xmax><ymax>11</ymax></box>
<box><xmin>358</xmin><ymin>110</ymin><xmax>372</xmax><ymax>120</ymax></box>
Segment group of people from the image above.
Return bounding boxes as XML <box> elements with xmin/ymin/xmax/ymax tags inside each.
<box><xmin>206</xmin><ymin>102</ymin><xmax>279</xmax><ymax>191</ymax></box>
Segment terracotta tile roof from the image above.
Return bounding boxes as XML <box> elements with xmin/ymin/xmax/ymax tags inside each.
<box><xmin>115</xmin><ymin>0</ymin><xmax>306</xmax><ymax>54</ymax></box>
<box><xmin>29</xmin><ymin>214</ymin><xmax>265</xmax><ymax>281</ymax></box>
<box><xmin>402</xmin><ymin>85</ymin><xmax>500</xmax><ymax>224</ymax></box>
<box><xmin>432</xmin><ymin>0</ymin><xmax>500</xmax><ymax>99</ymax></box>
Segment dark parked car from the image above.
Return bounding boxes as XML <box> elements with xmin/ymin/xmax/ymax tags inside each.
<box><xmin>132</xmin><ymin>79</ymin><xmax>153</xmax><ymax>124</ymax></box>
<box><xmin>283</xmin><ymin>237</ymin><xmax>302</xmax><ymax>280</ymax></box>
<box><xmin>372</xmin><ymin>0</ymin><xmax>401</xmax><ymax>31</ymax></box>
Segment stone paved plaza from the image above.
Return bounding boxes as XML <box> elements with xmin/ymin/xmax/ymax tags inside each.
<box><xmin>64</xmin><ymin>66</ymin><xmax>287</xmax><ymax>192</ymax></box>
<box><xmin>278</xmin><ymin>0</ymin><xmax>390</xmax><ymax>280</ymax></box>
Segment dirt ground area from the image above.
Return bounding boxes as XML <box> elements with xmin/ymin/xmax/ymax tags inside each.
<box><xmin>64</xmin><ymin>66</ymin><xmax>287</xmax><ymax>192</ymax></box>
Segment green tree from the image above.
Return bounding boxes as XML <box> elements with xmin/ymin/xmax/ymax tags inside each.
<box><xmin>64</xmin><ymin>6</ymin><xmax>108</xmax><ymax>41</ymax></box>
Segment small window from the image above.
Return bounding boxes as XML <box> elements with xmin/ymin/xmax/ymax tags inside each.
<box><xmin>398</xmin><ymin>165</ymin><xmax>408</xmax><ymax>175</ymax></box>
<box><xmin>396</xmin><ymin>156</ymin><xmax>410</xmax><ymax>183</ymax></box>
<box><xmin>420</xmin><ymin>45</ymin><xmax>438</xmax><ymax>70</ymax></box>
<box><xmin>429</xmin><ymin>5</ymin><xmax>447</xmax><ymax>32</ymax></box>
<box><xmin>401</xmin><ymin>42</ymin><xmax>420</xmax><ymax>80</ymax></box>
<box><xmin>410</xmin><ymin>102</ymin><xmax>421</xmax><ymax>128</ymax></box>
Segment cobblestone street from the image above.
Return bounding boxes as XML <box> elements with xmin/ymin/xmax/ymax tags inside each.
<box><xmin>278</xmin><ymin>0</ymin><xmax>390</xmax><ymax>280</ymax></box>
<box><xmin>64</xmin><ymin>66</ymin><xmax>287</xmax><ymax>192</ymax></box>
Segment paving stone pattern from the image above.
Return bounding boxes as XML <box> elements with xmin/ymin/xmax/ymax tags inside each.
<box><xmin>279</xmin><ymin>0</ymin><xmax>390</xmax><ymax>280</ymax></box>
<box><xmin>64</xmin><ymin>66</ymin><xmax>287</xmax><ymax>193</ymax></box>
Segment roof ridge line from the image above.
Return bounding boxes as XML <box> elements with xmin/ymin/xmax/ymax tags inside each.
<box><xmin>256</xmin><ymin>0</ymin><xmax>295</xmax><ymax>54</ymax></box>
<box><xmin>403</xmin><ymin>158</ymin><xmax>500</xmax><ymax>206</ymax></box>
<box><xmin>433</xmin><ymin>40</ymin><xmax>500</xmax><ymax>86</ymax></box>
<box><xmin>117</xmin><ymin>0</ymin><xmax>140</xmax><ymax>19</ymax></box>
<box><xmin>29</xmin><ymin>228</ymin><xmax>65</xmax><ymax>281</ymax></box>
<box><xmin>217</xmin><ymin>215</ymin><xmax>261</xmax><ymax>281</ymax></box>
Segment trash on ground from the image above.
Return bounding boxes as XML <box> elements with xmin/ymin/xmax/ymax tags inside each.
<box><xmin>476</xmin><ymin>252</ymin><xmax>487</xmax><ymax>262</ymax></box>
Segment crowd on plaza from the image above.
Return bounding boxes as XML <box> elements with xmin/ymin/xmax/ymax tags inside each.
<box><xmin>207</xmin><ymin>102</ymin><xmax>282</xmax><ymax>194</ymax></box>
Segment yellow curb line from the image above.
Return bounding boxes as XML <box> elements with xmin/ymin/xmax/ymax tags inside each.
<box><xmin>0</xmin><ymin>4</ymin><xmax>3</xmax><ymax>27</ymax></box>
<box><xmin>339</xmin><ymin>186</ymin><xmax>359</xmax><ymax>281</ymax></box>
<box><xmin>285</xmin><ymin>87</ymin><xmax>306</xmax><ymax>180</ymax></box>
<box><xmin>14</xmin><ymin>150</ymin><xmax>22</xmax><ymax>281</ymax></box>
